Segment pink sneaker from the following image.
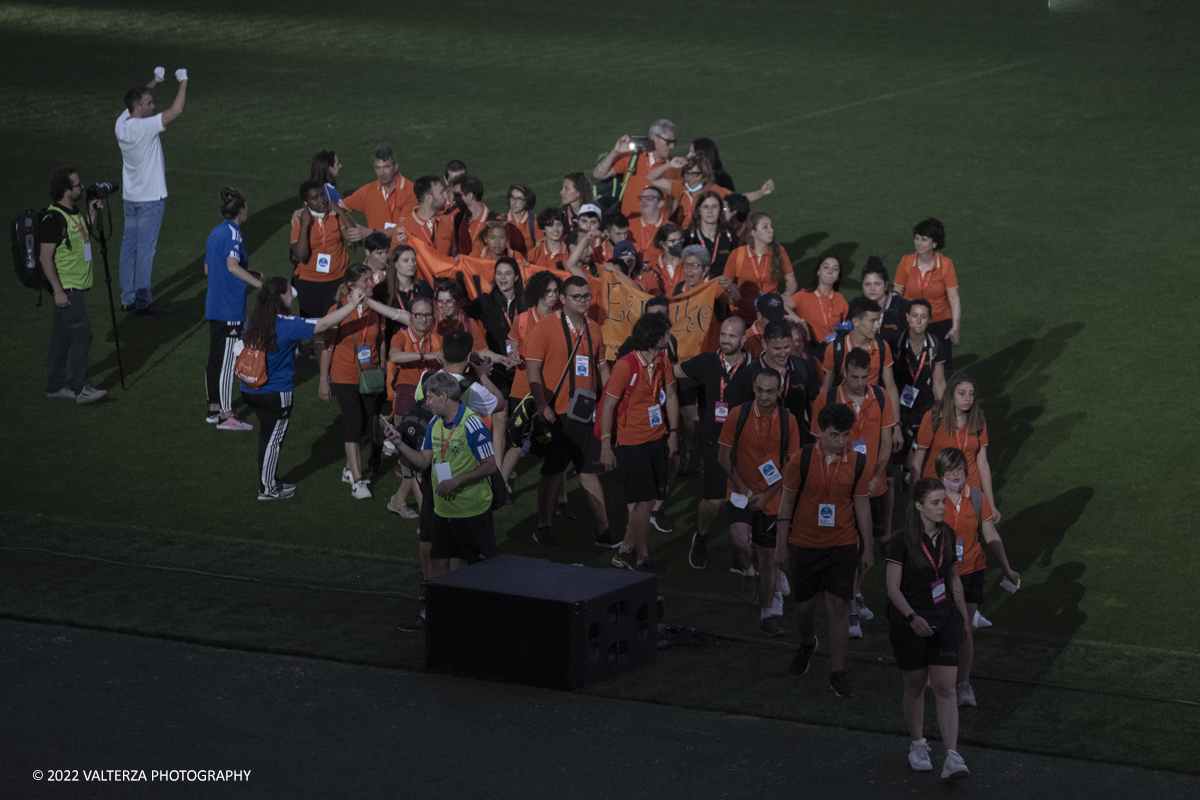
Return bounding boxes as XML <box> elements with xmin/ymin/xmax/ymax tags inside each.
<box><xmin>216</xmin><ymin>417</ymin><xmax>254</xmax><ymax>431</ymax></box>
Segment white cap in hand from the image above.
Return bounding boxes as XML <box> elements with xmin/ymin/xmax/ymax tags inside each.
<box><xmin>154</xmin><ymin>66</ymin><xmax>165</xmax><ymax>82</ymax></box>
<box><xmin>175</xmin><ymin>68</ymin><xmax>188</xmax><ymax>82</ymax></box>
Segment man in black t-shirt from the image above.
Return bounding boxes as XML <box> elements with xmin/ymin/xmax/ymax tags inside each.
<box><xmin>890</xmin><ymin>299</ymin><xmax>946</xmax><ymax>466</ymax></box>
<box><xmin>676</xmin><ymin>316</ymin><xmax>748</xmax><ymax>569</ymax></box>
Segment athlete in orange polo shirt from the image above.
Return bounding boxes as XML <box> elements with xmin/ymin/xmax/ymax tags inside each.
<box><xmin>525</xmin><ymin>208</ymin><xmax>571</xmax><ymax>276</ymax></box>
<box><xmin>505</xmin><ymin>184</ymin><xmax>539</xmax><ymax>255</ymax></box>
<box><xmin>791</xmin><ymin>255</ymin><xmax>849</xmax><ymax>356</ymax></box>
<box><xmin>592</xmin><ymin>122</ymin><xmax>680</xmax><ymax>219</ymax></box>
<box><xmin>343</xmin><ymin>145</ymin><xmax>417</xmax><ymax>243</ymax></box>
<box><xmin>810</xmin><ymin>348</ymin><xmax>896</xmax><ymax>637</ymax></box>
<box><xmin>776</xmin><ymin>403</ymin><xmax>871</xmax><ymax>698</ymax></box>
<box><xmin>291</xmin><ymin>180</ymin><xmax>353</xmax><ymax>321</ymax></box>
<box><xmin>386</xmin><ymin>295</ymin><xmax>441</xmax><ymax>520</ymax></box>
<box><xmin>934</xmin><ymin>447</ymin><xmax>1019</xmax><ymax>709</ymax></box>
<box><xmin>718</xmin><ymin>370</ymin><xmax>801</xmax><ymax>636</ymax></box>
<box><xmin>725</xmin><ymin>212</ymin><xmax>798</xmax><ymax>325</ymax></box>
<box><xmin>822</xmin><ymin>295</ymin><xmax>902</xmax><ymax>419</ymax></box>
<box><xmin>599</xmin><ymin>312</ymin><xmax>678</xmax><ymax>573</ymax></box>
<box><xmin>401</xmin><ymin>176</ymin><xmax>454</xmax><ymax>256</ymax></box>
<box><xmin>628</xmin><ymin>186</ymin><xmax>667</xmax><ymax>258</ymax></box>
<box><xmin>892</xmin><ymin>218</ymin><xmax>961</xmax><ymax>345</ymax></box>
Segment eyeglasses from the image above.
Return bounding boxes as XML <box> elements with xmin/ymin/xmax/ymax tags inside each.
<box><xmin>656</xmin><ymin>135</ymin><xmax>677</xmax><ymax>146</ymax></box>
<box><xmin>566</xmin><ymin>293</ymin><xmax>592</xmax><ymax>301</ymax></box>
<box><xmin>410</xmin><ymin>312</ymin><xmax>432</xmax><ymax>319</ymax></box>
<box><xmin>436</xmin><ymin>299</ymin><xmax>457</xmax><ymax>306</ymax></box>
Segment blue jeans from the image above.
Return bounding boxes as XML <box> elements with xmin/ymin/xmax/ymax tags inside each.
<box><xmin>119</xmin><ymin>198</ymin><xmax>165</xmax><ymax>307</ymax></box>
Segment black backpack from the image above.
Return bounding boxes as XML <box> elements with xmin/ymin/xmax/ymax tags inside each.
<box><xmin>729</xmin><ymin>401</ymin><xmax>791</xmax><ymax>483</ymax></box>
<box><xmin>830</xmin><ymin>334</ymin><xmax>888</xmax><ymax>385</ymax></box>
<box><xmin>11</xmin><ymin>208</ymin><xmax>46</xmax><ymax>294</ymax></box>
<box><xmin>793</xmin><ymin>443</ymin><xmax>868</xmax><ymax>497</ymax></box>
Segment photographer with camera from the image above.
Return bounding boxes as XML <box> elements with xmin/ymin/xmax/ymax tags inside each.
<box><xmin>115</xmin><ymin>66</ymin><xmax>187</xmax><ymax>314</ymax></box>
<box><xmin>593</xmin><ymin>120</ymin><xmax>679</xmax><ymax>218</ymax></box>
<box><xmin>41</xmin><ymin>167</ymin><xmax>108</xmax><ymax>405</ymax></box>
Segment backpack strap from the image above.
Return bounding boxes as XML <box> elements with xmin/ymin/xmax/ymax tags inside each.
<box><xmin>852</xmin><ymin>451</ymin><xmax>867</xmax><ymax>497</ymax></box>
<box><xmin>969</xmin><ymin>488</ymin><xmax>984</xmax><ymax>538</ymax></box>
<box><xmin>728</xmin><ymin>401</ymin><xmax>754</xmax><ymax>478</ymax></box>
<box><xmin>779</xmin><ymin>406</ymin><xmax>791</xmax><ymax>469</ymax></box>
<box><xmin>797</xmin><ymin>443</ymin><xmax>814</xmax><ymax>495</ymax></box>
<box><xmin>870</xmin><ymin>384</ymin><xmax>885</xmax><ymax>410</ymax></box>
<box><xmin>832</xmin><ymin>335</ymin><xmax>845</xmax><ymax>384</ymax></box>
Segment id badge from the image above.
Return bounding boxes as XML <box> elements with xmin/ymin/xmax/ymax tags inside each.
<box><xmin>852</xmin><ymin>439</ymin><xmax>867</xmax><ymax>456</ymax></box>
<box><xmin>83</xmin><ymin>242</ymin><xmax>93</xmax><ymax>262</ymax></box>
<box><xmin>824</xmin><ymin>332</ymin><xmax>837</xmax><ymax>343</ymax></box>
<box><xmin>434</xmin><ymin>462</ymin><xmax>452</xmax><ymax>483</ymax></box>
<box><xmin>648</xmin><ymin>403</ymin><xmax>663</xmax><ymax>427</ymax></box>
<box><xmin>931</xmin><ymin>578</ymin><xmax>946</xmax><ymax>605</ymax></box>
<box><xmin>714</xmin><ymin>401</ymin><xmax>729</xmax><ymax>421</ymax></box>
<box><xmin>758</xmin><ymin>460</ymin><xmax>781</xmax><ymax>486</ymax></box>
<box><xmin>955</xmin><ymin>540</ymin><xmax>964</xmax><ymax>564</ymax></box>
<box><xmin>506</xmin><ymin>338</ymin><xmax>518</xmax><ymax>355</ymax></box>
<box><xmin>316</xmin><ymin>253</ymin><xmax>332</xmax><ymax>273</ymax></box>
<box><xmin>356</xmin><ymin>345</ymin><xmax>372</xmax><ymax>365</ymax></box>
<box><xmin>900</xmin><ymin>384</ymin><xmax>918</xmax><ymax>409</ymax></box>
<box><xmin>575</xmin><ymin>354</ymin><xmax>589</xmax><ymax>377</ymax></box>
<box><xmin>384</xmin><ymin>223</ymin><xmax>397</xmax><ymax>230</ymax></box>
<box><xmin>818</xmin><ymin>503</ymin><xmax>835</xmax><ymax>527</ymax></box>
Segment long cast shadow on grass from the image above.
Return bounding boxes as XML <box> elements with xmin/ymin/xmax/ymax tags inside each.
<box><xmin>90</xmin><ymin>197</ymin><xmax>297</xmax><ymax>390</ymax></box>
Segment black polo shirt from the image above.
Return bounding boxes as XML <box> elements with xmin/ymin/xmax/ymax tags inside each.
<box><xmin>679</xmin><ymin>350</ymin><xmax>750</xmax><ymax>434</ymax></box>
<box><xmin>725</xmin><ymin>352</ymin><xmax>820</xmax><ymax>435</ymax></box>
<box><xmin>891</xmin><ymin>330</ymin><xmax>945</xmax><ymax>421</ymax></box>
<box><xmin>886</xmin><ymin>527</ymin><xmax>961</xmax><ymax>618</ymax></box>
<box><xmin>879</xmin><ymin>294</ymin><xmax>910</xmax><ymax>345</ymax></box>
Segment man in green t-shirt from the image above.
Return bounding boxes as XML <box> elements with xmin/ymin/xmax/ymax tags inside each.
<box><xmin>395</xmin><ymin>371</ymin><xmax>498</xmax><ymax>582</ymax></box>
<box><xmin>40</xmin><ymin>166</ymin><xmax>108</xmax><ymax>404</ymax></box>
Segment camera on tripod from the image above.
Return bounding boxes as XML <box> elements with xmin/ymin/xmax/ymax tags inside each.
<box><xmin>86</xmin><ymin>181</ymin><xmax>120</xmax><ymax>201</ymax></box>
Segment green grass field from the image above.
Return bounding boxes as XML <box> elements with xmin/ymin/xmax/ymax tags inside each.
<box><xmin>2</xmin><ymin>0</ymin><xmax>1197</xmax><ymax>774</ymax></box>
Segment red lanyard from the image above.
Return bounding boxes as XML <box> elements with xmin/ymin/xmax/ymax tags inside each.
<box><xmin>747</xmin><ymin>248</ymin><xmax>769</xmax><ymax>288</ymax></box>
<box><xmin>920</xmin><ymin>534</ymin><xmax>944</xmax><ymax>572</ymax></box>
<box><xmin>65</xmin><ymin>210</ymin><xmax>89</xmax><ymax>243</ymax></box>
<box><xmin>907</xmin><ymin>340</ymin><xmax>929</xmax><ymax>379</ymax></box>
<box><xmin>912</xmin><ymin>254</ymin><xmax>938</xmax><ymax>296</ymax></box>
<box><xmin>954</xmin><ymin>424</ymin><xmax>970</xmax><ymax>452</ymax></box>
<box><xmin>718</xmin><ymin>357</ymin><xmax>743</xmax><ymax>401</ymax></box>
<box><xmin>817</xmin><ymin>444</ymin><xmax>844</xmax><ymax>505</ymax></box>
<box><xmin>438</xmin><ymin>420</ymin><xmax>458</xmax><ymax>460</ymax></box>
<box><xmin>750</xmin><ymin>407</ymin><xmax>777</xmax><ymax>457</ymax></box>
<box><xmin>841</xmin><ymin>387</ymin><xmax>870</xmax><ymax>441</ymax></box>
<box><xmin>501</xmin><ymin>298</ymin><xmax>514</xmax><ymax>330</ymax></box>
<box><xmin>815</xmin><ymin>290</ymin><xmax>836</xmax><ymax>333</ymax></box>
<box><xmin>383</xmin><ymin>181</ymin><xmax>399</xmax><ymax>222</ymax></box>
<box><xmin>944</xmin><ymin>495</ymin><xmax>962</xmax><ymax>533</ymax></box>
<box><xmin>313</xmin><ymin>214</ymin><xmax>329</xmax><ymax>253</ymax></box>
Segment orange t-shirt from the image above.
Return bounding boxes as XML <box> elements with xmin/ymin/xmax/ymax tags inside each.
<box><xmin>524</xmin><ymin>311</ymin><xmax>606</xmax><ymax>415</ymax></box>
<box><xmin>629</xmin><ymin>215</ymin><xmax>664</xmax><ymax>257</ymax></box>
<box><xmin>507</xmin><ymin>307</ymin><xmax>551</xmax><ymax>400</ymax></box>
<box><xmin>945</xmin><ymin>489</ymin><xmax>994</xmax><ymax>575</ymax></box>
<box><xmin>649</xmin><ymin>256</ymin><xmax>684</xmax><ymax>294</ymax></box>
<box><xmin>526</xmin><ymin>240</ymin><xmax>571</xmax><ymax>273</ymax></box>
<box><xmin>792</xmin><ymin>289</ymin><xmax>849</xmax><ymax>344</ymax></box>
<box><xmin>810</xmin><ymin>386</ymin><xmax>896</xmax><ymax>497</ymax></box>
<box><xmin>290</xmin><ymin>214</ymin><xmax>348</xmax><ymax>283</ymax></box>
<box><xmin>389</xmin><ymin>327</ymin><xmax>442</xmax><ymax>389</ymax></box>
<box><xmin>401</xmin><ymin>210</ymin><xmax>453</xmax><ymax>256</ymax></box>
<box><xmin>894</xmin><ymin>253</ymin><xmax>958</xmax><ymax>323</ymax></box>
<box><xmin>323</xmin><ymin>301</ymin><xmax>383</xmax><ymax>385</ymax></box>
<box><xmin>436</xmin><ymin>312</ymin><xmax>487</xmax><ymax>352</ymax></box>
<box><xmin>343</xmin><ymin>177</ymin><xmax>417</xmax><ymax>233</ymax></box>
<box><xmin>605</xmin><ymin>351</ymin><xmax>675</xmax><ymax>446</ymax></box>
<box><xmin>917</xmin><ymin>410</ymin><xmax>989</xmax><ymax>489</ymax></box>
<box><xmin>718</xmin><ymin>403</ymin><xmax>801</xmax><ymax>515</ymax></box>
<box><xmin>822</xmin><ymin>333</ymin><xmax>894</xmax><ymax>386</ymax></box>
<box><xmin>783</xmin><ymin>443</ymin><xmax>869</xmax><ymax>548</ymax></box>
<box><xmin>610</xmin><ymin>152</ymin><xmax>678</xmax><ymax>218</ymax></box>
<box><xmin>725</xmin><ymin>245</ymin><xmax>793</xmax><ymax>324</ymax></box>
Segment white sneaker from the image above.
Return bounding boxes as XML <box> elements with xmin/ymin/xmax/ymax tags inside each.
<box><xmin>941</xmin><ymin>749</ymin><xmax>969</xmax><ymax>781</ymax></box>
<box><xmin>855</xmin><ymin>593</ymin><xmax>874</xmax><ymax>621</ymax></box>
<box><xmin>848</xmin><ymin>613</ymin><xmax>863</xmax><ymax>639</ymax></box>
<box><xmin>973</xmin><ymin>610</ymin><xmax>993</xmax><ymax>628</ymax></box>
<box><xmin>47</xmin><ymin>388</ymin><xmax>76</xmax><ymax>400</ymax></box>
<box><xmin>351</xmin><ymin>480</ymin><xmax>373</xmax><ymax>499</ymax></box>
<box><xmin>957</xmin><ymin>683</ymin><xmax>977</xmax><ymax>707</ymax></box>
<box><xmin>779</xmin><ymin>571</ymin><xmax>791</xmax><ymax>597</ymax></box>
<box><xmin>908</xmin><ymin>738</ymin><xmax>933</xmax><ymax>772</ymax></box>
<box><xmin>342</xmin><ymin>467</ymin><xmax>370</xmax><ymax>485</ymax></box>
<box><xmin>770</xmin><ymin>591</ymin><xmax>784</xmax><ymax>617</ymax></box>
<box><xmin>75</xmin><ymin>386</ymin><xmax>108</xmax><ymax>404</ymax></box>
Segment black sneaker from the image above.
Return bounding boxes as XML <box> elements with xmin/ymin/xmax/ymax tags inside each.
<box><xmin>688</xmin><ymin>532</ymin><xmax>708</xmax><ymax>569</ymax></box>
<box><xmin>611</xmin><ymin>550</ymin><xmax>637</xmax><ymax>570</ymax></box>
<box><xmin>594</xmin><ymin>527</ymin><xmax>621</xmax><ymax>549</ymax></box>
<box><xmin>760</xmin><ymin>616</ymin><xmax>785</xmax><ymax>637</ymax></box>
<box><xmin>134</xmin><ymin>302</ymin><xmax>159</xmax><ymax>316</ymax></box>
<box><xmin>397</xmin><ymin>611</ymin><xmax>426</xmax><ymax>632</ymax></box>
<box><xmin>555</xmin><ymin>502</ymin><xmax>576</xmax><ymax>520</ymax></box>
<box><xmin>417</xmin><ymin>581</ymin><xmax>428</xmax><ymax>604</ymax></box>
<box><xmin>533</xmin><ymin>526</ymin><xmax>557</xmax><ymax>545</ymax></box>
<box><xmin>635</xmin><ymin>557</ymin><xmax>657</xmax><ymax>574</ymax></box>
<box><xmin>650</xmin><ymin>511</ymin><xmax>674</xmax><ymax>533</ymax></box>
<box><xmin>830</xmin><ymin>670</ymin><xmax>855</xmax><ymax>698</ymax></box>
<box><xmin>790</xmin><ymin>636</ymin><xmax>818</xmax><ymax>676</ymax></box>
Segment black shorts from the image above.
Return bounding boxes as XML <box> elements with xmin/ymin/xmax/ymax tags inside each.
<box><xmin>296</xmin><ymin>278</ymin><xmax>340</xmax><ymax>322</ymax></box>
<box><xmin>788</xmin><ymin>543</ymin><xmax>858</xmax><ymax>603</ymax></box>
<box><xmin>889</xmin><ymin>611</ymin><xmax>962</xmax><ymax>671</ymax></box>
<box><xmin>701</xmin><ymin>439</ymin><xmax>727</xmax><ymax>501</ymax></box>
<box><xmin>331</xmin><ymin>382</ymin><xmax>385</xmax><ymax>443</ymax></box>
<box><xmin>677</xmin><ymin>384</ymin><xmax>699</xmax><ymax>407</ymax></box>
<box><xmin>430</xmin><ymin>511</ymin><xmax>498</xmax><ymax>564</ymax></box>
<box><xmin>616</xmin><ymin>437</ymin><xmax>669</xmax><ymax>504</ymax></box>
<box><xmin>870</xmin><ymin>494</ymin><xmax>886</xmax><ymax>538</ymax></box>
<box><xmin>960</xmin><ymin>569</ymin><xmax>985</xmax><ymax>606</ymax></box>
<box><xmin>892</xmin><ymin>410</ymin><xmax>928</xmax><ymax>467</ymax></box>
<box><xmin>540</xmin><ymin>418</ymin><xmax>603</xmax><ymax>475</ymax></box>
<box><xmin>727</xmin><ymin>507</ymin><xmax>778</xmax><ymax>547</ymax></box>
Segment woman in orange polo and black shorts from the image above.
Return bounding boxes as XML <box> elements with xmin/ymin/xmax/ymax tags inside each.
<box><xmin>892</xmin><ymin>218</ymin><xmax>961</xmax><ymax>347</ymax></box>
<box><xmin>724</xmin><ymin>212</ymin><xmax>797</xmax><ymax>325</ymax></box>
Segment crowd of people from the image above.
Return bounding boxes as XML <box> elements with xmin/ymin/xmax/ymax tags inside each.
<box><xmin>37</xmin><ymin>70</ymin><xmax>1021</xmax><ymax>783</ymax></box>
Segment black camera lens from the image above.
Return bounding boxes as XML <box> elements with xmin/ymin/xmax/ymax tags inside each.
<box><xmin>87</xmin><ymin>181</ymin><xmax>121</xmax><ymax>200</ymax></box>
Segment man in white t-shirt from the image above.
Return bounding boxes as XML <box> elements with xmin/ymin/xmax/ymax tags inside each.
<box><xmin>114</xmin><ymin>66</ymin><xmax>188</xmax><ymax>314</ymax></box>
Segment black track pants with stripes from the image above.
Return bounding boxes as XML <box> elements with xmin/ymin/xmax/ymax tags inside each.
<box><xmin>242</xmin><ymin>390</ymin><xmax>292</xmax><ymax>492</ymax></box>
<box><xmin>206</xmin><ymin>320</ymin><xmax>244</xmax><ymax>412</ymax></box>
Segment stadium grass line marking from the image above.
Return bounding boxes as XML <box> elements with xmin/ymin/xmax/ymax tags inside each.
<box><xmin>719</xmin><ymin>58</ymin><xmax>1046</xmax><ymax>139</ymax></box>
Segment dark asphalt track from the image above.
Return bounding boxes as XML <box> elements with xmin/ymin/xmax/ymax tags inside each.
<box><xmin>2</xmin><ymin>619</ymin><xmax>1196</xmax><ymax>799</ymax></box>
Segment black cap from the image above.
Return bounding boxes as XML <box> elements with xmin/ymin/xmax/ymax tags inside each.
<box><xmin>755</xmin><ymin>293</ymin><xmax>785</xmax><ymax>322</ymax></box>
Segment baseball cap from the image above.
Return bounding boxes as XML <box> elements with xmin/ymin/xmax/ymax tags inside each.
<box><xmin>755</xmin><ymin>293</ymin><xmax>785</xmax><ymax>322</ymax></box>
<box><xmin>578</xmin><ymin>203</ymin><xmax>603</xmax><ymax>219</ymax></box>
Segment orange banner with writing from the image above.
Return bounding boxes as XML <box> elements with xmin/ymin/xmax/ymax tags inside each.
<box><xmin>598</xmin><ymin>271</ymin><xmax>723</xmax><ymax>360</ymax></box>
<box><xmin>409</xmin><ymin>239</ymin><xmax>497</xmax><ymax>299</ymax></box>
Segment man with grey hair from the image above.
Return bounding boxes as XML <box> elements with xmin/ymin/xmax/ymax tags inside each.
<box><xmin>593</xmin><ymin>119</ymin><xmax>679</xmax><ymax>218</ymax></box>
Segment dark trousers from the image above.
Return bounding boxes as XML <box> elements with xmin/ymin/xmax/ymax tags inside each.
<box><xmin>206</xmin><ymin>320</ymin><xmax>243</xmax><ymax>411</ymax></box>
<box><xmin>47</xmin><ymin>288</ymin><xmax>93</xmax><ymax>394</ymax></box>
<box><xmin>242</xmin><ymin>390</ymin><xmax>293</xmax><ymax>492</ymax></box>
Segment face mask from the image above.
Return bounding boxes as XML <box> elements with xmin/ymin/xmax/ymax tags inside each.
<box><xmin>667</xmin><ymin>243</ymin><xmax>683</xmax><ymax>257</ymax></box>
<box><xmin>943</xmin><ymin>475</ymin><xmax>966</xmax><ymax>493</ymax></box>
<box><xmin>685</xmin><ymin>182</ymin><xmax>703</xmax><ymax>193</ymax></box>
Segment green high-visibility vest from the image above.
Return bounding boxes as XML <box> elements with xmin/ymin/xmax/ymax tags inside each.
<box><xmin>46</xmin><ymin>205</ymin><xmax>92</xmax><ymax>291</ymax></box>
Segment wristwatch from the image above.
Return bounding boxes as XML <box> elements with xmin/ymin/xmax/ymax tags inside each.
<box><xmin>905</xmin><ymin>612</ymin><xmax>916</xmax><ymax>623</ymax></box>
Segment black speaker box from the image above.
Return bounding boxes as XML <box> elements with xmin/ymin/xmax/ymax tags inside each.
<box><xmin>425</xmin><ymin>554</ymin><xmax>658</xmax><ymax>690</ymax></box>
